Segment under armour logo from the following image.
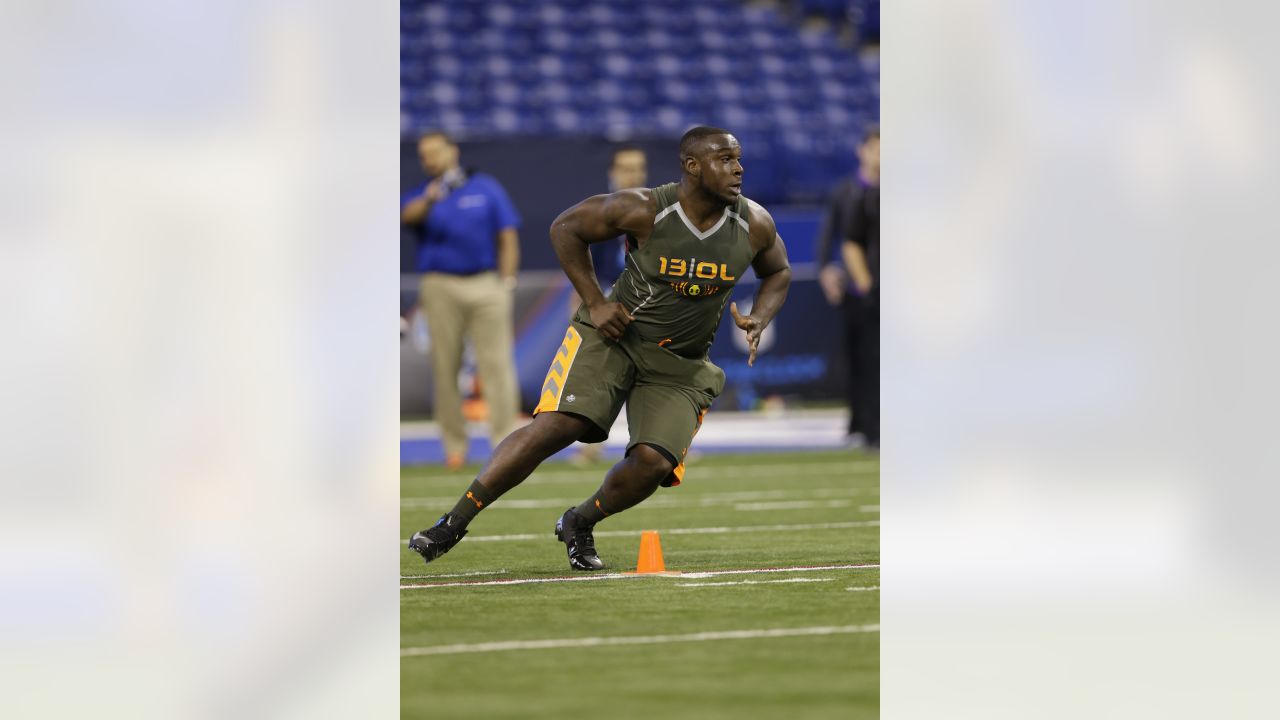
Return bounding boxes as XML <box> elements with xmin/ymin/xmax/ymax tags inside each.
<box><xmin>566</xmin><ymin>394</ymin><xmax>576</xmax><ymax>403</ymax></box>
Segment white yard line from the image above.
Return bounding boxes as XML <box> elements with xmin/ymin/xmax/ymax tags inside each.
<box><xmin>675</xmin><ymin>564</ymin><xmax>878</xmax><ymax>579</ymax></box>
<box><xmin>401</xmin><ymin>624</ymin><xmax>880</xmax><ymax>657</ymax></box>
<box><xmin>400</xmin><ymin>569</ymin><xmax>509</xmax><ymax>580</ymax></box>
<box><xmin>732</xmin><ymin>499</ymin><xmax>853</xmax><ymax>511</ymax></box>
<box><xmin>401</xmin><ymin>573</ymin><xmax>634</xmax><ymax>589</ymax></box>
<box><xmin>675</xmin><ymin>578</ymin><xmax>835</xmax><ymax>587</ymax></box>
<box><xmin>846</xmin><ymin>586</ymin><xmax>880</xmax><ymax>592</ymax></box>
<box><xmin>401</xmin><ymin>563</ymin><xmax>879</xmax><ymax>589</ymax></box>
<box><xmin>400</xmin><ymin>520</ymin><xmax>879</xmax><ymax>545</ymax></box>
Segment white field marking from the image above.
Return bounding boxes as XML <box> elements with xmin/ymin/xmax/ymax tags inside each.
<box><xmin>400</xmin><ymin>569</ymin><xmax>508</xmax><ymax>580</ymax></box>
<box><xmin>401</xmin><ymin>563</ymin><xmax>879</xmax><ymax>589</ymax></box>
<box><xmin>732</xmin><ymin>499</ymin><xmax>853</xmax><ymax>511</ymax></box>
<box><xmin>675</xmin><ymin>577</ymin><xmax>835</xmax><ymax>587</ymax></box>
<box><xmin>846</xmin><ymin>586</ymin><xmax>880</xmax><ymax>592</ymax></box>
<box><xmin>399</xmin><ymin>520</ymin><xmax>880</xmax><ymax>545</ymax></box>
<box><xmin>401</xmin><ymin>487</ymin><xmax>876</xmax><ymax>510</ymax></box>
<box><xmin>403</xmin><ymin>461</ymin><xmax>879</xmax><ymax>486</ymax></box>
<box><xmin>401</xmin><ymin>573</ymin><xmax>635</xmax><ymax>589</ymax></box>
<box><xmin>815</xmin><ymin>487</ymin><xmax>879</xmax><ymax>497</ymax></box>
<box><xmin>675</xmin><ymin>564</ymin><xmax>878</xmax><ymax>579</ymax></box>
<box><xmin>401</xmin><ymin>624</ymin><xmax>880</xmax><ymax>657</ymax></box>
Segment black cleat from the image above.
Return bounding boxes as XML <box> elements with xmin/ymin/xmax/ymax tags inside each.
<box><xmin>554</xmin><ymin>508</ymin><xmax>605</xmax><ymax>571</ymax></box>
<box><xmin>408</xmin><ymin>513</ymin><xmax>468</xmax><ymax>565</ymax></box>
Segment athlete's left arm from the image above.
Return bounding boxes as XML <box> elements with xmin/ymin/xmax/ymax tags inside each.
<box><xmin>729</xmin><ymin>204</ymin><xmax>791</xmax><ymax>366</ymax></box>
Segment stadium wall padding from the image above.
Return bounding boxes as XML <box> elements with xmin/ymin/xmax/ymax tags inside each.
<box><xmin>401</xmin><ymin>137</ymin><xmax>829</xmax><ymax>272</ymax></box>
<box><xmin>401</xmin><ymin>272</ymin><xmax>847</xmax><ymax>417</ymax></box>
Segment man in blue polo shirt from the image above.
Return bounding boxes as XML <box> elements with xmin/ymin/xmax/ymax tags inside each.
<box><xmin>402</xmin><ymin>131</ymin><xmax>521</xmax><ymax>469</ymax></box>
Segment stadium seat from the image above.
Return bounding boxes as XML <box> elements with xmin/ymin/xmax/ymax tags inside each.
<box><xmin>400</xmin><ymin>0</ymin><xmax>879</xmax><ymax>203</ymax></box>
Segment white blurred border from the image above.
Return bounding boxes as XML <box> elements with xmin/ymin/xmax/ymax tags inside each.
<box><xmin>0</xmin><ymin>2</ymin><xmax>398</xmax><ymax>717</ymax></box>
<box><xmin>885</xmin><ymin>1</ymin><xmax>1280</xmax><ymax>717</ymax></box>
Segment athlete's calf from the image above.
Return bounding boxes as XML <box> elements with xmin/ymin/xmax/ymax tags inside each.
<box><xmin>408</xmin><ymin>411</ymin><xmax>591</xmax><ymax>565</ymax></box>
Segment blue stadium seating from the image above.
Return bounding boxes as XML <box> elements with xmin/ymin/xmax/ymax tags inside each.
<box><xmin>401</xmin><ymin>0</ymin><xmax>879</xmax><ymax>203</ymax></box>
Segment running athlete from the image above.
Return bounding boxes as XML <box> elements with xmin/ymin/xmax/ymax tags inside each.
<box><xmin>409</xmin><ymin>126</ymin><xmax>792</xmax><ymax>571</ymax></box>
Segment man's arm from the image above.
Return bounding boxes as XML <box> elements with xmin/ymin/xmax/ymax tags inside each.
<box><xmin>548</xmin><ymin>189</ymin><xmax>653</xmax><ymax>340</ymax></box>
<box><xmin>401</xmin><ymin>178</ymin><xmax>443</xmax><ymax>226</ymax></box>
<box><xmin>497</xmin><ymin>227</ymin><xmax>519</xmax><ymax>285</ymax></box>
<box><xmin>841</xmin><ymin>191</ymin><xmax>873</xmax><ymax>295</ymax></box>
<box><xmin>729</xmin><ymin>205</ymin><xmax>792</xmax><ymax>366</ymax></box>
<box><xmin>814</xmin><ymin>180</ymin><xmax>848</xmax><ymax>267</ymax></box>
<box><xmin>817</xmin><ymin>182</ymin><xmax>854</xmax><ymax>306</ymax></box>
<box><xmin>485</xmin><ymin>178</ymin><xmax>522</xmax><ymax>285</ymax></box>
<box><xmin>842</xmin><ymin>240</ymin><xmax>873</xmax><ymax>295</ymax></box>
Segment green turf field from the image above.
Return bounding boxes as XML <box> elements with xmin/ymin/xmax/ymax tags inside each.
<box><xmin>401</xmin><ymin>450</ymin><xmax>879</xmax><ymax>719</ymax></box>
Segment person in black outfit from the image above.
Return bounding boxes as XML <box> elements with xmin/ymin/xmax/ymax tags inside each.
<box><xmin>815</xmin><ymin>126</ymin><xmax>879</xmax><ymax>449</ymax></box>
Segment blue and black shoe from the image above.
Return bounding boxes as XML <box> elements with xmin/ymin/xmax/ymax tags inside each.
<box><xmin>408</xmin><ymin>513</ymin><xmax>468</xmax><ymax>565</ymax></box>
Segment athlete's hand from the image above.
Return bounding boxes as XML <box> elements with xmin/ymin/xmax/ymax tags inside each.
<box><xmin>730</xmin><ymin>302</ymin><xmax>765</xmax><ymax>367</ymax></box>
<box><xmin>589</xmin><ymin>301</ymin><xmax>634</xmax><ymax>341</ymax></box>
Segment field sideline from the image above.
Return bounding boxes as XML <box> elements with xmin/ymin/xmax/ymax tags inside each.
<box><xmin>401</xmin><ymin>450</ymin><xmax>879</xmax><ymax>719</ymax></box>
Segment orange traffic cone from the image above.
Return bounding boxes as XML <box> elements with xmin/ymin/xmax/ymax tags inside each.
<box><xmin>628</xmin><ymin>530</ymin><xmax>680</xmax><ymax>575</ymax></box>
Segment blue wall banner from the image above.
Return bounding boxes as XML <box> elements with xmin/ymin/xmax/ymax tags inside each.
<box><xmin>401</xmin><ymin>272</ymin><xmax>846</xmax><ymax>416</ymax></box>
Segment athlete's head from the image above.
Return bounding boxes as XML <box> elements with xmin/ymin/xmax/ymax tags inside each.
<box><xmin>857</xmin><ymin>125</ymin><xmax>879</xmax><ymax>185</ymax></box>
<box><xmin>417</xmin><ymin>130</ymin><xmax>460</xmax><ymax>178</ymax></box>
<box><xmin>608</xmin><ymin>145</ymin><xmax>648</xmax><ymax>191</ymax></box>
<box><xmin>679</xmin><ymin>125</ymin><xmax>743</xmax><ymax>203</ymax></box>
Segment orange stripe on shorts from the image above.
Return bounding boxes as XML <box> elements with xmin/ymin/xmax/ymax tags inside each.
<box><xmin>534</xmin><ymin>325</ymin><xmax>583</xmax><ymax>415</ymax></box>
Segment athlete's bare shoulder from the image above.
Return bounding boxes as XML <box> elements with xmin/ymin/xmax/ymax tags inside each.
<box><xmin>595</xmin><ymin>187</ymin><xmax>657</xmax><ymax>241</ymax></box>
<box><xmin>551</xmin><ymin>187</ymin><xmax>657</xmax><ymax>245</ymax></box>
<box><xmin>742</xmin><ymin>196</ymin><xmax>779</xmax><ymax>254</ymax></box>
<box><xmin>609</xmin><ymin>187</ymin><xmax>657</xmax><ymax>232</ymax></box>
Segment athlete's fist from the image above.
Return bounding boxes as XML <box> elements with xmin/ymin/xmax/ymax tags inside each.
<box><xmin>729</xmin><ymin>302</ymin><xmax>764</xmax><ymax>367</ymax></box>
<box><xmin>589</xmin><ymin>301</ymin><xmax>634</xmax><ymax>341</ymax></box>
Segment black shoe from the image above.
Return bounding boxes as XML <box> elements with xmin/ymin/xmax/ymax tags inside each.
<box><xmin>554</xmin><ymin>508</ymin><xmax>605</xmax><ymax>571</ymax></box>
<box><xmin>408</xmin><ymin>513</ymin><xmax>468</xmax><ymax>565</ymax></box>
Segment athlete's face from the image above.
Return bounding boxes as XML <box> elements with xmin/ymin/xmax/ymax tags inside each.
<box><xmin>609</xmin><ymin>150</ymin><xmax>648</xmax><ymax>190</ymax></box>
<box><xmin>418</xmin><ymin>135</ymin><xmax>459</xmax><ymax>178</ymax></box>
<box><xmin>695</xmin><ymin>135</ymin><xmax>743</xmax><ymax>203</ymax></box>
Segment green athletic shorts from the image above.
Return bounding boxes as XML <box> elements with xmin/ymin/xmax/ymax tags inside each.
<box><xmin>533</xmin><ymin>318</ymin><xmax>726</xmax><ymax>486</ymax></box>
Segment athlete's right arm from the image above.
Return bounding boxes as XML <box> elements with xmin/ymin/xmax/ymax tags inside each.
<box><xmin>549</xmin><ymin>189</ymin><xmax>653</xmax><ymax>340</ymax></box>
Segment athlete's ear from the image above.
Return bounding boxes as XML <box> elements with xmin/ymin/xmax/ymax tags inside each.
<box><xmin>682</xmin><ymin>154</ymin><xmax>700</xmax><ymax>177</ymax></box>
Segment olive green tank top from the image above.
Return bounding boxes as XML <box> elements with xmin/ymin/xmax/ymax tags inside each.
<box><xmin>585</xmin><ymin>182</ymin><xmax>756</xmax><ymax>358</ymax></box>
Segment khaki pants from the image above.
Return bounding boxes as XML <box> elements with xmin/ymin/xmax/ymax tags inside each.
<box><xmin>419</xmin><ymin>271</ymin><xmax>518</xmax><ymax>458</ymax></box>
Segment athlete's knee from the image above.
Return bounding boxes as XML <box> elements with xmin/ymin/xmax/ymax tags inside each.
<box><xmin>526</xmin><ymin>412</ymin><xmax>590</xmax><ymax>449</ymax></box>
<box><xmin>627</xmin><ymin>444</ymin><xmax>675</xmax><ymax>485</ymax></box>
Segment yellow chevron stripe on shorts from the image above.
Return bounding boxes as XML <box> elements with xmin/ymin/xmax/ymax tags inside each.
<box><xmin>534</xmin><ymin>325</ymin><xmax>583</xmax><ymax>415</ymax></box>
